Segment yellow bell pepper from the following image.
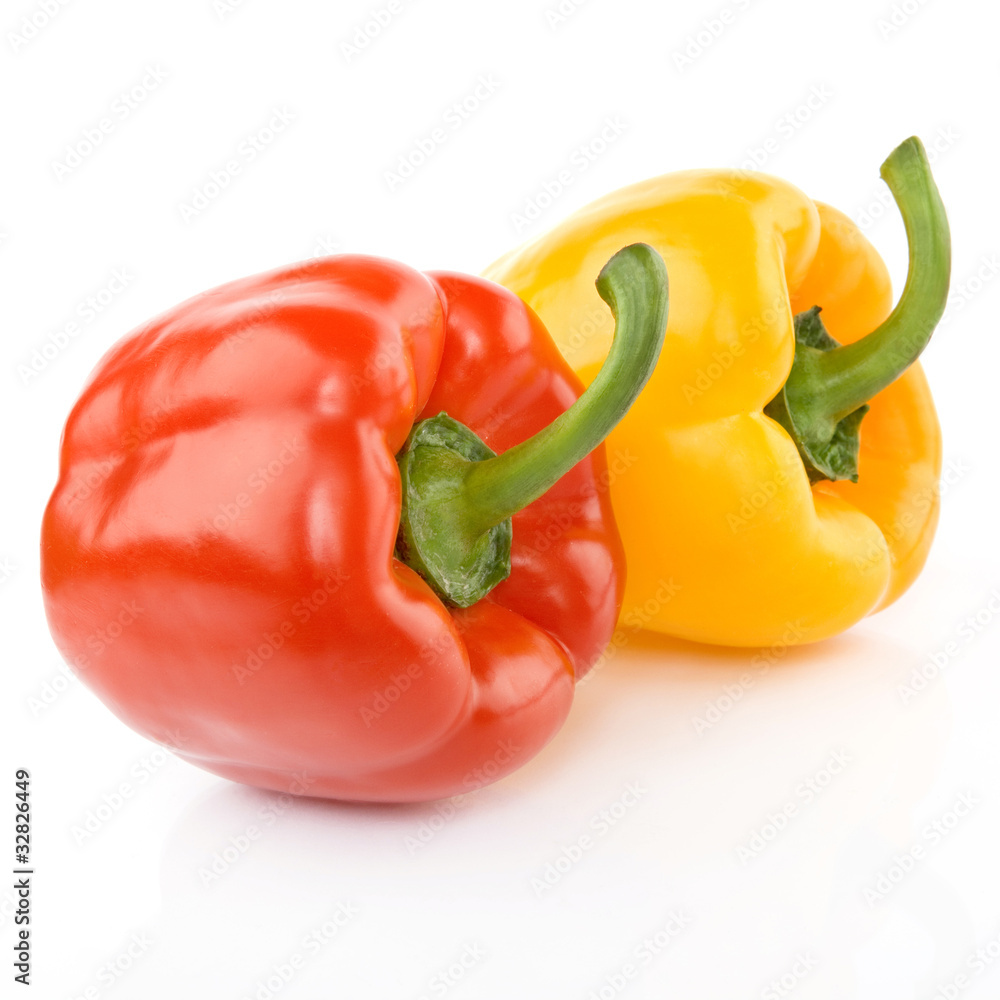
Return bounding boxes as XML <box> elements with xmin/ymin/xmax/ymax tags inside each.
<box><xmin>485</xmin><ymin>138</ymin><xmax>950</xmax><ymax>647</ymax></box>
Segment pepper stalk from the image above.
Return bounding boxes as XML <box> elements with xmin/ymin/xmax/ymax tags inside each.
<box><xmin>397</xmin><ymin>243</ymin><xmax>669</xmax><ymax>606</ymax></box>
<box><xmin>765</xmin><ymin>136</ymin><xmax>951</xmax><ymax>483</ymax></box>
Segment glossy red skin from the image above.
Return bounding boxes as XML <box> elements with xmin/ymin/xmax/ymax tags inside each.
<box><xmin>41</xmin><ymin>256</ymin><xmax>624</xmax><ymax>802</ymax></box>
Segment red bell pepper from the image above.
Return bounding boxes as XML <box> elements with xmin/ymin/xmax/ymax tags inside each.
<box><xmin>41</xmin><ymin>245</ymin><xmax>667</xmax><ymax>802</ymax></box>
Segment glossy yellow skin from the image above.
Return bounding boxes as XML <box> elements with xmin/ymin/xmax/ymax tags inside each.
<box><xmin>485</xmin><ymin>170</ymin><xmax>941</xmax><ymax>646</ymax></box>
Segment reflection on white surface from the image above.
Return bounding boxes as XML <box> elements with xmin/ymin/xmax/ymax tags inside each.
<box><xmin>54</xmin><ymin>621</ymin><xmax>972</xmax><ymax>1000</ymax></box>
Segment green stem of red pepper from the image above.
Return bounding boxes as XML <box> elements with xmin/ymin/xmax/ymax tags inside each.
<box><xmin>397</xmin><ymin>243</ymin><xmax>669</xmax><ymax>607</ymax></box>
<box><xmin>764</xmin><ymin>136</ymin><xmax>951</xmax><ymax>483</ymax></box>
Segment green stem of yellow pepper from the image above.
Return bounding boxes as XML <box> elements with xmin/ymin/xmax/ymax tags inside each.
<box><xmin>765</xmin><ymin>136</ymin><xmax>951</xmax><ymax>483</ymax></box>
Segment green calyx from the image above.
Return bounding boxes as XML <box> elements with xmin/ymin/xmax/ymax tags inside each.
<box><xmin>764</xmin><ymin>307</ymin><xmax>871</xmax><ymax>482</ymax></box>
<box><xmin>764</xmin><ymin>136</ymin><xmax>951</xmax><ymax>483</ymax></box>
<box><xmin>396</xmin><ymin>415</ymin><xmax>513</xmax><ymax>608</ymax></box>
<box><xmin>396</xmin><ymin>242</ymin><xmax>670</xmax><ymax>607</ymax></box>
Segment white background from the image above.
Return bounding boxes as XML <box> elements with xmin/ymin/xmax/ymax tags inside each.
<box><xmin>3</xmin><ymin>0</ymin><xmax>1000</xmax><ymax>997</ymax></box>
